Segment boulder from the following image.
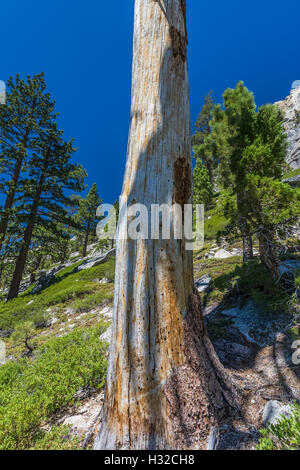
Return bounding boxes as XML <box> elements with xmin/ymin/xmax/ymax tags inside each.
<box><xmin>73</xmin><ymin>386</ymin><xmax>97</xmax><ymax>400</ymax></box>
<box><xmin>229</xmin><ymin>248</ymin><xmax>242</xmax><ymax>256</ymax></box>
<box><xmin>98</xmin><ymin>277</ymin><xmax>113</xmax><ymax>284</ymax></box>
<box><xmin>207</xmin><ymin>425</ymin><xmax>259</xmax><ymax>450</ymax></box>
<box><xmin>100</xmin><ymin>325</ymin><xmax>112</xmax><ymax>343</ymax></box>
<box><xmin>204</xmin><ymin>251</ymin><xmax>215</xmax><ymax>259</ymax></box>
<box><xmin>214</xmin><ymin>249</ymin><xmax>232</xmax><ymax>259</ymax></box>
<box><xmin>18</xmin><ymin>278</ymin><xmax>32</xmax><ymax>294</ymax></box>
<box><xmin>195</xmin><ymin>275</ymin><xmax>212</xmax><ymax>293</ymax></box>
<box><xmin>216</xmin><ymin>429</ymin><xmax>258</xmax><ymax>450</ymax></box>
<box><xmin>214</xmin><ymin>338</ymin><xmax>254</xmax><ymax>366</ymax></box>
<box><xmin>98</xmin><ymin>305</ymin><xmax>113</xmax><ymax>320</ymax></box>
<box><xmin>263</xmin><ymin>400</ymin><xmax>293</xmax><ymax>426</ymax></box>
<box><xmin>0</xmin><ymin>330</ymin><xmax>11</xmax><ymax>338</ymax></box>
<box><xmin>32</xmin><ymin>265</ymin><xmax>65</xmax><ymax>294</ymax></box>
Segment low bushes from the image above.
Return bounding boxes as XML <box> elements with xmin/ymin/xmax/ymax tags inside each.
<box><xmin>0</xmin><ymin>324</ymin><xmax>108</xmax><ymax>450</ymax></box>
<box><xmin>258</xmin><ymin>403</ymin><xmax>300</xmax><ymax>450</ymax></box>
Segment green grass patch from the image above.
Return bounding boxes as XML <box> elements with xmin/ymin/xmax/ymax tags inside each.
<box><xmin>204</xmin><ymin>213</ymin><xmax>229</xmax><ymax>240</ymax></box>
<box><xmin>194</xmin><ymin>256</ymin><xmax>242</xmax><ymax>304</ymax></box>
<box><xmin>0</xmin><ymin>323</ymin><xmax>108</xmax><ymax>450</ymax></box>
<box><xmin>195</xmin><ymin>256</ymin><xmax>290</xmax><ymax>310</ymax></box>
<box><xmin>30</xmin><ymin>425</ymin><xmax>82</xmax><ymax>450</ymax></box>
<box><xmin>71</xmin><ymin>287</ymin><xmax>113</xmax><ymax>313</ymax></box>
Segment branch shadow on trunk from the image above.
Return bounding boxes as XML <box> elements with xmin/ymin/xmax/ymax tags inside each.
<box><xmin>95</xmin><ymin>0</ymin><xmax>242</xmax><ymax>450</ymax></box>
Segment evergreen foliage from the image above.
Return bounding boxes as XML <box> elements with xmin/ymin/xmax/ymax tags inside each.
<box><xmin>192</xmin><ymin>91</ymin><xmax>217</xmax><ymax>184</ymax></box>
<box><xmin>193</xmin><ymin>160</ymin><xmax>214</xmax><ymax>207</ymax></box>
<box><xmin>77</xmin><ymin>183</ymin><xmax>102</xmax><ymax>257</ymax></box>
<box><xmin>210</xmin><ymin>82</ymin><xmax>299</xmax><ymax>276</ymax></box>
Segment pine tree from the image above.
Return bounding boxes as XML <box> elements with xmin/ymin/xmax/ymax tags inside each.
<box><xmin>212</xmin><ymin>82</ymin><xmax>296</xmax><ymax>279</ymax></box>
<box><xmin>193</xmin><ymin>160</ymin><xmax>214</xmax><ymax>207</ymax></box>
<box><xmin>192</xmin><ymin>91</ymin><xmax>213</xmax><ymax>145</ymax></box>
<box><xmin>67</xmin><ymin>194</ymin><xmax>82</xmax><ymax>217</ymax></box>
<box><xmin>77</xmin><ymin>183</ymin><xmax>102</xmax><ymax>258</ymax></box>
<box><xmin>192</xmin><ymin>91</ymin><xmax>217</xmax><ymax>184</ymax></box>
<box><xmin>0</xmin><ymin>73</ymin><xmax>55</xmax><ymax>251</ymax></box>
<box><xmin>211</xmin><ymin>82</ymin><xmax>257</xmax><ymax>261</ymax></box>
<box><xmin>28</xmin><ymin>224</ymin><xmax>71</xmax><ymax>283</ymax></box>
<box><xmin>7</xmin><ymin>123</ymin><xmax>85</xmax><ymax>300</ymax></box>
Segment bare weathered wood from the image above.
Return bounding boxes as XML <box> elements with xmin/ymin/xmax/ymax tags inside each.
<box><xmin>94</xmin><ymin>0</ymin><xmax>238</xmax><ymax>450</ymax></box>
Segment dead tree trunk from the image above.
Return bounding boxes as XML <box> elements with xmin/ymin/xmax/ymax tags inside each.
<box><xmin>95</xmin><ymin>0</ymin><xmax>238</xmax><ymax>450</ymax></box>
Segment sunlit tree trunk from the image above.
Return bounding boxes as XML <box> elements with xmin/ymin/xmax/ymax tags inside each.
<box><xmin>7</xmin><ymin>171</ymin><xmax>45</xmax><ymax>300</ymax></box>
<box><xmin>95</xmin><ymin>0</ymin><xmax>237</xmax><ymax>450</ymax></box>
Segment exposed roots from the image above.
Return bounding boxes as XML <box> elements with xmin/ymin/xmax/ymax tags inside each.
<box><xmin>165</xmin><ymin>288</ymin><xmax>241</xmax><ymax>450</ymax></box>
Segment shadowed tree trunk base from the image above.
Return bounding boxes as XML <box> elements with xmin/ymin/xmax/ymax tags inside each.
<box><xmin>165</xmin><ymin>288</ymin><xmax>239</xmax><ymax>450</ymax></box>
<box><xmin>95</xmin><ymin>288</ymin><xmax>240</xmax><ymax>451</ymax></box>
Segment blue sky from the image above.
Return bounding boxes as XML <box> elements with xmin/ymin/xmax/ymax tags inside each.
<box><xmin>1</xmin><ymin>0</ymin><xmax>299</xmax><ymax>203</ymax></box>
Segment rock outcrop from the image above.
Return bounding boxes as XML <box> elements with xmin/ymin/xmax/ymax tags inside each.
<box><xmin>73</xmin><ymin>248</ymin><xmax>116</xmax><ymax>273</ymax></box>
<box><xmin>275</xmin><ymin>84</ymin><xmax>300</xmax><ymax>170</ymax></box>
<box><xmin>32</xmin><ymin>261</ymin><xmax>74</xmax><ymax>294</ymax></box>
<box><xmin>195</xmin><ymin>275</ymin><xmax>212</xmax><ymax>293</ymax></box>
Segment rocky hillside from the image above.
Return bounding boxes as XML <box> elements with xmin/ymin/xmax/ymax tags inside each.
<box><xmin>276</xmin><ymin>85</ymin><xmax>300</xmax><ymax>170</ymax></box>
<box><xmin>0</xmin><ymin>234</ymin><xmax>299</xmax><ymax>450</ymax></box>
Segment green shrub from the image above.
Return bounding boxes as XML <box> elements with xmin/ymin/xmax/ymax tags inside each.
<box><xmin>195</xmin><ymin>255</ymin><xmax>292</xmax><ymax>309</ymax></box>
<box><xmin>205</xmin><ymin>213</ymin><xmax>229</xmax><ymax>240</ymax></box>
<box><xmin>30</xmin><ymin>425</ymin><xmax>81</xmax><ymax>450</ymax></box>
<box><xmin>0</xmin><ymin>324</ymin><xmax>108</xmax><ymax>450</ymax></box>
<box><xmin>0</xmin><ymin>257</ymin><xmax>115</xmax><ymax>332</ymax></box>
<box><xmin>11</xmin><ymin>321</ymin><xmax>36</xmax><ymax>353</ymax></box>
<box><xmin>71</xmin><ymin>288</ymin><xmax>113</xmax><ymax>313</ymax></box>
<box><xmin>75</xmin><ymin>258</ymin><xmax>115</xmax><ymax>283</ymax></box>
<box><xmin>258</xmin><ymin>403</ymin><xmax>300</xmax><ymax>450</ymax></box>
